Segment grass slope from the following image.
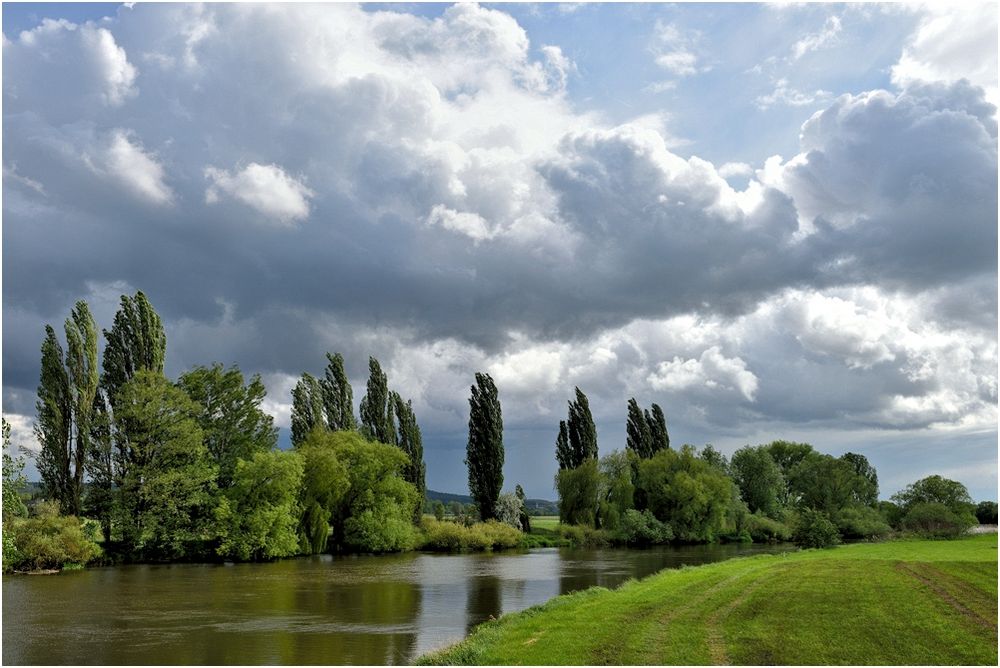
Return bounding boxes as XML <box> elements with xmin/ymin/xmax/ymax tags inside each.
<box><xmin>417</xmin><ymin>534</ymin><xmax>998</xmax><ymax>665</ymax></box>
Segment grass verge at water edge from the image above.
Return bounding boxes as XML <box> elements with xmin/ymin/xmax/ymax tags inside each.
<box><xmin>416</xmin><ymin>534</ymin><xmax>998</xmax><ymax>665</ymax></box>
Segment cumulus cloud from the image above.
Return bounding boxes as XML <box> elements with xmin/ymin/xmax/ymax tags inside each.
<box><xmin>649</xmin><ymin>21</ymin><xmax>705</xmax><ymax>82</ymax></box>
<box><xmin>892</xmin><ymin>3</ymin><xmax>998</xmax><ymax>105</ymax></box>
<box><xmin>649</xmin><ymin>347</ymin><xmax>759</xmax><ymax>402</ymax></box>
<box><xmin>205</xmin><ymin>163</ymin><xmax>314</xmax><ymax>224</ymax></box>
<box><xmin>85</xmin><ymin>129</ymin><xmax>173</xmax><ymax>205</ymax></box>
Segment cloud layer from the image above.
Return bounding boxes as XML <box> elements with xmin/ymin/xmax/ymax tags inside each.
<box><xmin>3</xmin><ymin>3</ymin><xmax>996</xmax><ymax>500</ymax></box>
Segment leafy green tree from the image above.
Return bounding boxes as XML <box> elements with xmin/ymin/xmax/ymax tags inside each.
<box><xmin>321</xmin><ymin>352</ymin><xmax>356</xmax><ymax>431</ymax></box>
<box><xmin>598</xmin><ymin>449</ymin><xmax>636</xmax><ymax>530</ymax></box>
<box><xmin>466</xmin><ymin>373</ymin><xmax>504</xmax><ymax>521</ymax></box>
<box><xmin>295</xmin><ymin>429</ymin><xmax>350</xmax><ymax>553</ymax></box>
<box><xmin>840</xmin><ymin>452</ymin><xmax>879</xmax><ymax>506</ymax></box>
<box><xmin>556</xmin><ymin>459</ymin><xmax>600</xmax><ymax>526</ymax></box>
<box><xmin>433</xmin><ymin>500</ymin><xmax>446</xmax><ymax>521</ymax></box>
<box><xmin>326</xmin><ymin>431</ymin><xmax>418</xmax><ymax>552</ymax></box>
<box><xmin>762</xmin><ymin>440</ymin><xmax>814</xmax><ymax>505</ymax></box>
<box><xmin>730</xmin><ymin>446</ymin><xmax>785</xmax><ymax>518</ymax></box>
<box><xmin>637</xmin><ymin>446</ymin><xmax>733</xmax><ymax>542</ymax></box>
<box><xmin>699</xmin><ymin>445</ymin><xmax>730</xmax><ymax>475</ymax></box>
<box><xmin>8</xmin><ymin>500</ymin><xmax>102</xmax><ymax>571</ymax></box>
<box><xmin>787</xmin><ymin>453</ymin><xmax>868</xmax><ymax>515</ymax></box>
<box><xmin>975</xmin><ymin>501</ymin><xmax>998</xmax><ymax>524</ymax></box>
<box><xmin>625</xmin><ymin>398</ymin><xmax>653</xmax><ymax>459</ymax></box>
<box><xmin>178</xmin><ymin>364</ymin><xmax>278</xmax><ymax>487</ymax></box>
<box><xmin>392</xmin><ymin>392</ymin><xmax>425</xmax><ymax>523</ymax></box>
<box><xmin>359</xmin><ymin>357</ymin><xmax>396</xmax><ymax>445</ymax></box>
<box><xmin>113</xmin><ymin>370</ymin><xmax>218</xmax><ymax>559</ymax></box>
<box><xmin>891</xmin><ymin>475</ymin><xmax>975</xmax><ymax>517</ymax></box>
<box><xmin>215</xmin><ymin>449</ymin><xmax>304</xmax><ymax>561</ymax></box>
<box><xmin>290</xmin><ymin>373</ymin><xmax>324</xmax><ymax>447</ymax></box>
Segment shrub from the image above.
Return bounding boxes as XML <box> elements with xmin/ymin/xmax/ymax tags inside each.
<box><xmin>9</xmin><ymin>501</ymin><xmax>102</xmax><ymax>571</ymax></box>
<box><xmin>833</xmin><ymin>505</ymin><xmax>891</xmax><ymax>540</ymax></box>
<box><xmin>901</xmin><ymin>502</ymin><xmax>977</xmax><ymax>539</ymax></box>
<box><xmin>557</xmin><ymin>524</ymin><xmax>610</xmax><ymax>548</ymax></box>
<box><xmin>792</xmin><ymin>508</ymin><xmax>840</xmax><ymax>549</ymax></box>
<box><xmin>419</xmin><ymin>519</ymin><xmax>521</xmax><ymax>552</ymax></box>
<box><xmin>345</xmin><ymin>504</ymin><xmax>418</xmax><ymax>553</ymax></box>
<box><xmin>615</xmin><ymin>509</ymin><xmax>673</xmax><ymax>546</ymax></box>
<box><xmin>744</xmin><ymin>512</ymin><xmax>793</xmax><ymax>543</ymax></box>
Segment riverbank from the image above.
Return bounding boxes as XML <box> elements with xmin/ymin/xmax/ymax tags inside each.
<box><xmin>417</xmin><ymin>534</ymin><xmax>998</xmax><ymax>665</ymax></box>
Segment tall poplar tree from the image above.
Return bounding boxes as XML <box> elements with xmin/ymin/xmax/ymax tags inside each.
<box><xmin>646</xmin><ymin>403</ymin><xmax>670</xmax><ymax>454</ymax></box>
<box><xmin>35</xmin><ymin>325</ymin><xmax>72</xmax><ymax>511</ymax></box>
<box><xmin>626</xmin><ymin>398</ymin><xmax>653</xmax><ymax>458</ymax></box>
<box><xmin>393</xmin><ymin>392</ymin><xmax>426</xmax><ymax>522</ymax></box>
<box><xmin>321</xmin><ymin>352</ymin><xmax>355</xmax><ymax>431</ymax></box>
<box><xmin>290</xmin><ymin>373</ymin><xmax>324</xmax><ymax>447</ymax></box>
<box><xmin>466</xmin><ymin>372</ymin><xmax>503</xmax><ymax>521</ymax></box>
<box><xmin>626</xmin><ymin>398</ymin><xmax>670</xmax><ymax>459</ymax></box>
<box><xmin>34</xmin><ymin>301</ymin><xmax>99</xmax><ymax>516</ymax></box>
<box><xmin>359</xmin><ymin>357</ymin><xmax>395</xmax><ymax>445</ymax></box>
<box><xmin>555</xmin><ymin>420</ymin><xmax>572</xmax><ymax>469</ymax></box>
<box><xmin>567</xmin><ymin>387</ymin><xmax>598</xmax><ymax>464</ymax></box>
<box><xmin>100</xmin><ymin>291</ymin><xmax>166</xmax><ymax>408</ymax></box>
<box><xmin>89</xmin><ymin>291</ymin><xmax>167</xmax><ymax>536</ymax></box>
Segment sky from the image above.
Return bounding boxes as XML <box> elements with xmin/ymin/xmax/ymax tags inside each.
<box><xmin>2</xmin><ymin>1</ymin><xmax>997</xmax><ymax>502</ymax></box>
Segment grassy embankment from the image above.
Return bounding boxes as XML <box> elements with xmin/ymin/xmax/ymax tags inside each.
<box><xmin>418</xmin><ymin>534</ymin><xmax>998</xmax><ymax>665</ymax></box>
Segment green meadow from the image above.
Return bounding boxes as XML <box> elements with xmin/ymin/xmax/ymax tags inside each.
<box><xmin>418</xmin><ymin>534</ymin><xmax>998</xmax><ymax>665</ymax></box>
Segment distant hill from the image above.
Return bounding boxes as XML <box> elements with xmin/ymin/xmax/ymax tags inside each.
<box><xmin>426</xmin><ymin>489</ymin><xmax>558</xmax><ymax>515</ymax></box>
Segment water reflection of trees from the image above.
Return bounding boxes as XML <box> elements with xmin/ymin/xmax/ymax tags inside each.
<box><xmin>465</xmin><ymin>574</ymin><xmax>502</xmax><ymax>636</ymax></box>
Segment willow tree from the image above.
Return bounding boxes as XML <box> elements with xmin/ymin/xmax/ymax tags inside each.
<box><xmin>466</xmin><ymin>373</ymin><xmax>503</xmax><ymax>521</ymax></box>
<box><xmin>321</xmin><ymin>352</ymin><xmax>355</xmax><ymax>431</ymax></box>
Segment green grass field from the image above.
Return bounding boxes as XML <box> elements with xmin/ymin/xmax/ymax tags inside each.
<box><xmin>417</xmin><ymin>534</ymin><xmax>998</xmax><ymax>665</ymax></box>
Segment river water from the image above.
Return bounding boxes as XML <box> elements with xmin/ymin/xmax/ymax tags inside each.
<box><xmin>3</xmin><ymin>542</ymin><xmax>794</xmax><ymax>665</ymax></box>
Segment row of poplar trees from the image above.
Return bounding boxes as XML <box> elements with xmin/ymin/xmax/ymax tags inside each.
<box><xmin>287</xmin><ymin>354</ymin><xmax>427</xmax><ymax>520</ymax></box>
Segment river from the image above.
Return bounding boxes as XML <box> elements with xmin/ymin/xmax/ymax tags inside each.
<box><xmin>3</xmin><ymin>542</ymin><xmax>795</xmax><ymax>665</ymax></box>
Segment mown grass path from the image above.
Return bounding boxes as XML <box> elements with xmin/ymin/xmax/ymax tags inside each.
<box><xmin>417</xmin><ymin>535</ymin><xmax>998</xmax><ymax>665</ymax></box>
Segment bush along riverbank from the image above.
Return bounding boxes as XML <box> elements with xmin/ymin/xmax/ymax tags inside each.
<box><xmin>417</xmin><ymin>533</ymin><xmax>998</xmax><ymax>666</ymax></box>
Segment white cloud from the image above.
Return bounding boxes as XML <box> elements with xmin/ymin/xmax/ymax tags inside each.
<box><xmin>426</xmin><ymin>204</ymin><xmax>495</xmax><ymax>242</ymax></box>
<box><xmin>85</xmin><ymin>129</ymin><xmax>173</xmax><ymax>205</ymax></box>
<box><xmin>755</xmin><ymin>78</ymin><xmax>833</xmax><ymax>109</ymax></box>
<box><xmin>892</xmin><ymin>3</ymin><xmax>998</xmax><ymax>106</ymax></box>
<box><xmin>649</xmin><ymin>347</ymin><xmax>759</xmax><ymax>402</ymax></box>
<box><xmin>3</xmin><ymin>413</ymin><xmax>40</xmax><ymax>455</ymax></box>
<box><xmin>649</xmin><ymin>21</ymin><xmax>705</xmax><ymax>81</ymax></box>
<box><xmin>205</xmin><ymin>163</ymin><xmax>314</xmax><ymax>224</ymax></box>
<box><xmin>718</xmin><ymin>162</ymin><xmax>753</xmax><ymax>178</ymax></box>
<box><xmin>79</xmin><ymin>24</ymin><xmax>138</xmax><ymax>106</ymax></box>
<box><xmin>791</xmin><ymin>15</ymin><xmax>842</xmax><ymax>60</ymax></box>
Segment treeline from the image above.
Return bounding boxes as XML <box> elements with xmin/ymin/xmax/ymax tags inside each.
<box><xmin>548</xmin><ymin>387</ymin><xmax>987</xmax><ymax>548</ymax></box>
<box><xmin>3</xmin><ymin>289</ymin><xmax>993</xmax><ymax>571</ymax></box>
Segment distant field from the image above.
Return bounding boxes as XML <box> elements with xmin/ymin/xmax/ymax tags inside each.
<box><xmin>528</xmin><ymin>515</ymin><xmax>560</xmax><ymax>531</ymax></box>
<box><xmin>418</xmin><ymin>534</ymin><xmax>998</xmax><ymax>665</ymax></box>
